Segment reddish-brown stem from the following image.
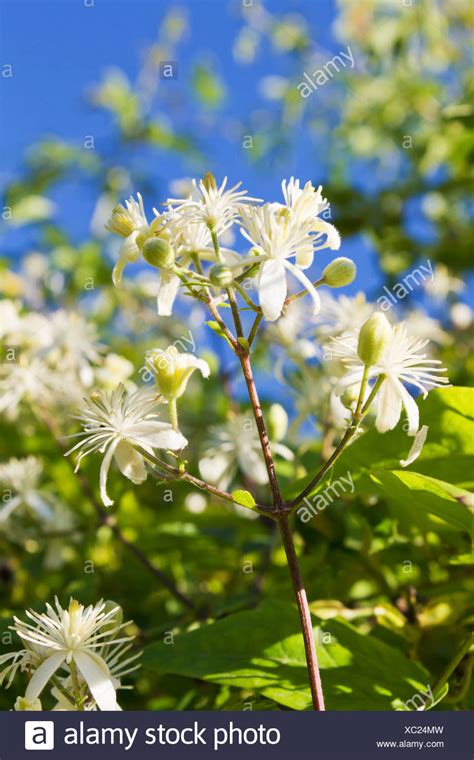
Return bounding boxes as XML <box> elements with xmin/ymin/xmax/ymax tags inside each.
<box><xmin>236</xmin><ymin>347</ymin><xmax>325</xmax><ymax>710</ymax></box>
<box><xmin>239</xmin><ymin>353</ymin><xmax>282</xmax><ymax>506</ymax></box>
<box><xmin>277</xmin><ymin>513</ymin><xmax>325</xmax><ymax>710</ymax></box>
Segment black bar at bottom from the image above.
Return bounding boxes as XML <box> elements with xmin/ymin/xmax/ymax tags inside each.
<box><xmin>1</xmin><ymin>710</ymin><xmax>471</xmax><ymax>759</ymax></box>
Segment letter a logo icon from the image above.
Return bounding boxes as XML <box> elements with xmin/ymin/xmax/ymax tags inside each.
<box><xmin>25</xmin><ymin>721</ymin><xmax>55</xmax><ymax>750</ymax></box>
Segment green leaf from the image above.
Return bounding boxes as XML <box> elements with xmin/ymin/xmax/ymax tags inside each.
<box><xmin>345</xmin><ymin>387</ymin><xmax>474</xmax><ymax>489</ymax></box>
<box><xmin>205</xmin><ymin>320</ymin><xmax>233</xmax><ymax>348</ymax></box>
<box><xmin>143</xmin><ymin>600</ymin><xmax>429</xmax><ymax>710</ymax></box>
<box><xmin>286</xmin><ymin>387</ymin><xmax>474</xmax><ymax>503</ymax></box>
<box><xmin>231</xmin><ymin>489</ymin><xmax>256</xmax><ymax>510</ymax></box>
<box><xmin>371</xmin><ymin>470</ymin><xmax>472</xmax><ymax>533</ymax></box>
<box><xmin>237</xmin><ymin>337</ymin><xmax>250</xmax><ymax>353</ymax></box>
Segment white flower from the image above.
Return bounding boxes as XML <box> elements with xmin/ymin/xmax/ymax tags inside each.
<box><xmin>146</xmin><ymin>346</ymin><xmax>210</xmax><ymax>401</ymax></box>
<box><xmin>167</xmin><ymin>175</ymin><xmax>260</xmax><ymax>235</ymax></box>
<box><xmin>95</xmin><ymin>353</ymin><xmax>135</xmax><ymax>391</ymax></box>
<box><xmin>66</xmin><ymin>385</ymin><xmax>187</xmax><ymax>507</ymax></box>
<box><xmin>105</xmin><ymin>193</ymin><xmax>149</xmax><ymax>238</ymax></box>
<box><xmin>424</xmin><ymin>264</ymin><xmax>465</xmax><ymax>299</ymax></box>
<box><xmin>36</xmin><ymin>310</ymin><xmax>103</xmax><ymax>386</ymax></box>
<box><xmin>199</xmin><ymin>414</ymin><xmax>293</xmax><ymax>490</ymax></box>
<box><xmin>105</xmin><ymin>193</ymin><xmax>153</xmax><ymax>287</ymax></box>
<box><xmin>1</xmin><ymin>598</ymin><xmax>139</xmax><ymax>711</ymax></box>
<box><xmin>0</xmin><ymin>357</ymin><xmax>58</xmax><ymax>420</ymax></box>
<box><xmin>239</xmin><ymin>192</ymin><xmax>340</xmax><ymax>321</ymax></box>
<box><xmin>403</xmin><ymin>310</ymin><xmax>450</xmax><ymax>347</ymax></box>
<box><xmin>280</xmin><ymin>177</ymin><xmax>329</xmax><ymax>227</ymax></box>
<box><xmin>316</xmin><ymin>292</ymin><xmax>375</xmax><ymax>339</ymax></box>
<box><xmin>0</xmin><ymin>457</ymin><xmax>55</xmax><ymax>524</ymax></box>
<box><xmin>268</xmin><ymin>299</ymin><xmax>318</xmax><ymax>360</ymax></box>
<box><xmin>333</xmin><ymin>322</ymin><xmax>450</xmax><ymax>436</ymax></box>
<box><xmin>150</xmin><ymin>214</ymin><xmax>214</xmax><ymax>316</ymax></box>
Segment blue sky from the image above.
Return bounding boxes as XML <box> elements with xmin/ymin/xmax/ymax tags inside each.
<box><xmin>1</xmin><ymin>0</ymin><xmax>467</xmax><ymax>308</ymax></box>
<box><xmin>1</xmin><ymin>0</ymin><xmax>384</xmax><ymax>293</ymax></box>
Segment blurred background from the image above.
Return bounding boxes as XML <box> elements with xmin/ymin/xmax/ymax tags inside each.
<box><xmin>0</xmin><ymin>0</ymin><xmax>472</xmax><ymax>711</ymax></box>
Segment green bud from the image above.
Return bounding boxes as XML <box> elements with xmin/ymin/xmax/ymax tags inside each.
<box><xmin>357</xmin><ymin>312</ymin><xmax>392</xmax><ymax>366</ymax></box>
<box><xmin>202</xmin><ymin>171</ymin><xmax>217</xmax><ymax>192</ymax></box>
<box><xmin>209</xmin><ymin>263</ymin><xmax>234</xmax><ymax>288</ymax></box>
<box><xmin>142</xmin><ymin>237</ymin><xmax>175</xmax><ymax>269</ymax></box>
<box><xmin>267</xmin><ymin>403</ymin><xmax>288</xmax><ymax>442</ymax></box>
<box><xmin>322</xmin><ymin>257</ymin><xmax>357</xmax><ymax>288</ymax></box>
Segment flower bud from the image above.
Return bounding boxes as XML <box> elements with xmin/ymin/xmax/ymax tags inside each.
<box><xmin>357</xmin><ymin>312</ymin><xmax>391</xmax><ymax>366</ymax></box>
<box><xmin>148</xmin><ymin>346</ymin><xmax>210</xmax><ymax>401</ymax></box>
<box><xmin>267</xmin><ymin>403</ymin><xmax>288</xmax><ymax>442</ymax></box>
<box><xmin>142</xmin><ymin>237</ymin><xmax>175</xmax><ymax>269</ymax></box>
<box><xmin>202</xmin><ymin>171</ymin><xmax>217</xmax><ymax>192</ymax></box>
<box><xmin>209</xmin><ymin>263</ymin><xmax>234</xmax><ymax>288</ymax></box>
<box><xmin>322</xmin><ymin>257</ymin><xmax>357</xmax><ymax>288</ymax></box>
<box><xmin>14</xmin><ymin>696</ymin><xmax>42</xmax><ymax>711</ymax></box>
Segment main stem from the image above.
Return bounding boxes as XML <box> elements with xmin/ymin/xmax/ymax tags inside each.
<box><xmin>238</xmin><ymin>350</ymin><xmax>325</xmax><ymax>710</ymax></box>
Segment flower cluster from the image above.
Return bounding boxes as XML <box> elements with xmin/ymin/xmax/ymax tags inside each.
<box><xmin>105</xmin><ymin>175</ymin><xmax>342</xmax><ymax>322</ymax></box>
<box><xmin>0</xmin><ymin>300</ymin><xmax>134</xmax><ymax>420</ymax></box>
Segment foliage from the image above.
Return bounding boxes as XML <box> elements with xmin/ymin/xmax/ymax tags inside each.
<box><xmin>0</xmin><ymin>1</ymin><xmax>472</xmax><ymax>712</ymax></box>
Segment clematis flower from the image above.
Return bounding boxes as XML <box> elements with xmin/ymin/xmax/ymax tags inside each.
<box><xmin>0</xmin><ymin>456</ymin><xmax>54</xmax><ymax>524</ymax></box>
<box><xmin>280</xmin><ymin>178</ymin><xmax>340</xmax><ymax>252</ymax></box>
<box><xmin>239</xmin><ymin>200</ymin><xmax>340</xmax><ymax>321</ymax></box>
<box><xmin>146</xmin><ymin>346</ymin><xmax>210</xmax><ymax>401</ymax></box>
<box><xmin>65</xmin><ymin>385</ymin><xmax>187</xmax><ymax>507</ymax></box>
<box><xmin>332</xmin><ymin>320</ymin><xmax>450</xmax><ymax>437</ymax></box>
<box><xmin>199</xmin><ymin>413</ymin><xmax>293</xmax><ymax>490</ymax></box>
<box><xmin>105</xmin><ymin>193</ymin><xmax>152</xmax><ymax>287</ymax></box>
<box><xmin>166</xmin><ymin>174</ymin><xmax>260</xmax><ymax>235</ymax></box>
<box><xmin>0</xmin><ymin>598</ymin><xmax>139</xmax><ymax>711</ymax></box>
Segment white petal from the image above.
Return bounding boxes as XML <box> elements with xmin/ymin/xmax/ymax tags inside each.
<box><xmin>157</xmin><ymin>272</ymin><xmax>180</xmax><ymax>316</ymax></box>
<box><xmin>334</xmin><ymin>368</ymin><xmax>367</xmax><ymax>396</ymax></box>
<box><xmin>112</xmin><ymin>258</ymin><xmax>127</xmax><ymax>289</ymax></box>
<box><xmin>272</xmin><ymin>443</ymin><xmax>295</xmax><ymax>461</ymax></box>
<box><xmin>0</xmin><ymin>495</ymin><xmax>22</xmax><ymax>523</ymax></box>
<box><xmin>114</xmin><ymin>441</ymin><xmax>147</xmax><ymax>484</ymax></box>
<box><xmin>312</xmin><ymin>219</ymin><xmax>341</xmax><ymax>250</ymax></box>
<box><xmin>375</xmin><ymin>377</ymin><xmax>402</xmax><ymax>433</ymax></box>
<box><xmin>74</xmin><ymin>651</ymin><xmax>121</xmax><ymax>711</ymax></box>
<box><xmin>120</xmin><ymin>231</ymin><xmax>141</xmax><ymax>262</ymax></box>
<box><xmin>238</xmin><ymin>446</ymin><xmax>268</xmax><ymax>485</ymax></box>
<box><xmin>295</xmin><ymin>239</ymin><xmax>314</xmax><ymax>269</ymax></box>
<box><xmin>284</xmin><ymin>260</ymin><xmax>321</xmax><ymax>314</ymax></box>
<box><xmin>258</xmin><ymin>260</ymin><xmax>287</xmax><ymax>322</ymax></box>
<box><xmin>396</xmin><ymin>381</ymin><xmax>420</xmax><ymax>436</ymax></box>
<box><xmin>27</xmin><ymin>493</ymin><xmax>54</xmax><ymax>521</ymax></box>
<box><xmin>400</xmin><ymin>425</ymin><xmax>429</xmax><ymax>467</ymax></box>
<box><xmin>25</xmin><ymin>652</ymin><xmax>66</xmax><ymax>702</ymax></box>
<box><xmin>199</xmin><ymin>452</ymin><xmax>234</xmax><ymax>490</ymax></box>
<box><xmin>127</xmin><ymin>422</ymin><xmax>188</xmax><ymax>450</ymax></box>
<box><xmin>100</xmin><ymin>440</ymin><xmax>119</xmax><ymax>507</ymax></box>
